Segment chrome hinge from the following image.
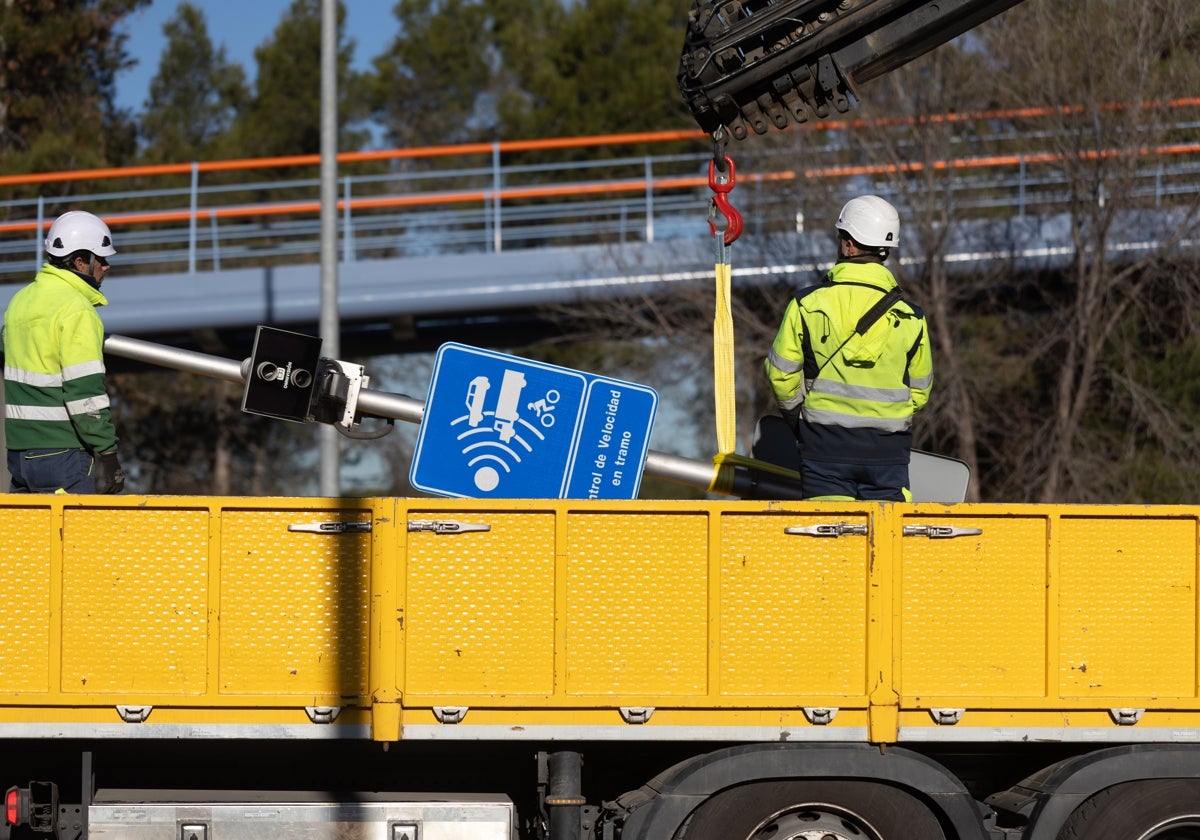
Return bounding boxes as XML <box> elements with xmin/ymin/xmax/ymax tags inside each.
<box><xmin>305</xmin><ymin>705</ymin><xmax>341</xmax><ymax>724</ymax></box>
<box><xmin>903</xmin><ymin>525</ymin><xmax>983</xmax><ymax>539</ymax></box>
<box><xmin>803</xmin><ymin>707</ymin><xmax>838</xmax><ymax>725</ymax></box>
<box><xmin>116</xmin><ymin>705</ymin><xmax>152</xmax><ymax>723</ymax></box>
<box><xmin>784</xmin><ymin>522</ymin><xmax>868</xmax><ymax>537</ymax></box>
<box><xmin>930</xmin><ymin>708</ymin><xmax>964</xmax><ymax>725</ymax></box>
<box><xmin>433</xmin><ymin>706</ymin><xmax>468</xmax><ymax>724</ymax></box>
<box><xmin>1110</xmin><ymin>708</ymin><xmax>1144</xmax><ymax>726</ymax></box>
<box><xmin>620</xmin><ymin>707</ymin><xmax>655</xmax><ymax>724</ymax></box>
<box><xmin>289</xmin><ymin>521</ymin><xmax>372</xmax><ymax>534</ymax></box>
<box><xmin>408</xmin><ymin>519</ymin><xmax>491</xmax><ymax>534</ymax></box>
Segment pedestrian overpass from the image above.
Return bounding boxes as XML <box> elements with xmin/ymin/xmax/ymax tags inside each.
<box><xmin>2</xmin><ymin>108</ymin><xmax>1198</xmax><ymax>358</ymax></box>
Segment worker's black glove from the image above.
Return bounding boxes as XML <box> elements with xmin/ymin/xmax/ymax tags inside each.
<box><xmin>94</xmin><ymin>451</ymin><xmax>125</xmax><ymax>494</ymax></box>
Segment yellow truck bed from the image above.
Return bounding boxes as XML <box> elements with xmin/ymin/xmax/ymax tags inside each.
<box><xmin>1</xmin><ymin>495</ymin><xmax>1196</xmax><ymax>745</ymax></box>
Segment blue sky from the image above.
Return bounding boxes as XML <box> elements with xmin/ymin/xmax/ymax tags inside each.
<box><xmin>115</xmin><ymin>0</ymin><xmax>397</xmax><ymax>113</ymax></box>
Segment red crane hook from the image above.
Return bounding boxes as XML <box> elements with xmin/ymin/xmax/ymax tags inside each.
<box><xmin>708</xmin><ymin>156</ymin><xmax>743</xmax><ymax>246</ymax></box>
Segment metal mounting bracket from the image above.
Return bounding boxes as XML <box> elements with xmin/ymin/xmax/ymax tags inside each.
<box><xmin>803</xmin><ymin>707</ymin><xmax>838</xmax><ymax>725</ymax></box>
<box><xmin>930</xmin><ymin>708</ymin><xmax>964</xmax><ymax>725</ymax></box>
<box><xmin>305</xmin><ymin>706</ymin><xmax>341</xmax><ymax>724</ymax></box>
<box><xmin>1110</xmin><ymin>707</ymin><xmax>1145</xmax><ymax>726</ymax></box>
<box><xmin>116</xmin><ymin>705</ymin><xmax>152</xmax><ymax>723</ymax></box>
<box><xmin>433</xmin><ymin>706</ymin><xmax>468</xmax><ymax>724</ymax></box>
<box><xmin>620</xmin><ymin>707</ymin><xmax>655</xmax><ymax>724</ymax></box>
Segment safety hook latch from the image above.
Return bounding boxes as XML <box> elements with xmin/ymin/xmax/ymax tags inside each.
<box><xmin>708</xmin><ymin>156</ymin><xmax>743</xmax><ymax>246</ymax></box>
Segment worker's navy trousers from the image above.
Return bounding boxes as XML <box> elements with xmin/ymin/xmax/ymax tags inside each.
<box><xmin>7</xmin><ymin>448</ymin><xmax>94</xmax><ymax>494</ymax></box>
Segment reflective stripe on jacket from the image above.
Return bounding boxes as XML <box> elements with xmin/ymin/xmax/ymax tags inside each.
<box><xmin>764</xmin><ymin>260</ymin><xmax>932</xmax><ymax>463</ymax></box>
<box><xmin>3</xmin><ymin>264</ymin><xmax>118</xmax><ymax>453</ymax></box>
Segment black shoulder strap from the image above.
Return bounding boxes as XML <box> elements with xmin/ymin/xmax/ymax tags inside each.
<box><xmin>803</xmin><ymin>284</ymin><xmax>907</xmax><ymax>387</ymax></box>
<box><xmin>854</xmin><ymin>286</ymin><xmax>904</xmax><ymax>335</ymax></box>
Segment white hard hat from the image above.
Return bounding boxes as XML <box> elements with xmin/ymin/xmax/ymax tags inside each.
<box><xmin>835</xmin><ymin>195</ymin><xmax>899</xmax><ymax>249</ymax></box>
<box><xmin>44</xmin><ymin>210</ymin><xmax>116</xmax><ymax>258</ymax></box>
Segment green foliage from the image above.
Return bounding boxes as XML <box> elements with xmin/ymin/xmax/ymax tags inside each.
<box><xmin>231</xmin><ymin>0</ymin><xmax>369</xmax><ymax>157</ymax></box>
<box><xmin>0</xmin><ymin>0</ymin><xmax>149</xmax><ymax>182</ymax></box>
<box><xmin>366</xmin><ymin>0</ymin><xmax>694</xmax><ymax>151</ymax></box>
<box><xmin>139</xmin><ymin>2</ymin><xmax>250</xmax><ymax>162</ymax></box>
<box><xmin>366</xmin><ymin>0</ymin><xmax>493</xmax><ymax>147</ymax></box>
<box><xmin>491</xmin><ymin>0</ymin><xmax>694</xmax><ymax>140</ymax></box>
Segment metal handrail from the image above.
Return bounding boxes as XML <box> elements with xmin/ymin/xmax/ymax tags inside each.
<box><xmin>3</xmin><ymin>102</ymin><xmax>1200</xmax><ymax>282</ymax></box>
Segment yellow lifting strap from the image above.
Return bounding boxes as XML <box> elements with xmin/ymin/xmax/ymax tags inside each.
<box><xmin>709</xmin><ymin>246</ymin><xmax>804</xmax><ymax>492</ymax></box>
<box><xmin>706</xmin><ymin>148</ymin><xmax>802</xmax><ymax>495</ymax></box>
<box><xmin>710</xmin><ymin>239</ymin><xmax>738</xmax><ymax>495</ymax></box>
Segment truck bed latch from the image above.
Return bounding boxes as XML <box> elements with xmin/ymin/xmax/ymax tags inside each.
<box><xmin>408</xmin><ymin>519</ymin><xmax>491</xmax><ymax>534</ymax></box>
<box><xmin>903</xmin><ymin>525</ymin><xmax>983</xmax><ymax>539</ymax></box>
<box><xmin>289</xmin><ymin>521</ymin><xmax>372</xmax><ymax>534</ymax></box>
<box><xmin>784</xmin><ymin>522</ymin><xmax>868</xmax><ymax>537</ymax></box>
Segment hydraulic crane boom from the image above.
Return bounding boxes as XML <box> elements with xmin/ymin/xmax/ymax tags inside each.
<box><xmin>679</xmin><ymin>0</ymin><xmax>1024</xmax><ymax>139</ymax></box>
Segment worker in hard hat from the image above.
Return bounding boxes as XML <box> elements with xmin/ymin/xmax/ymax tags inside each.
<box><xmin>3</xmin><ymin>210</ymin><xmax>124</xmax><ymax>494</ymax></box>
<box><xmin>764</xmin><ymin>195</ymin><xmax>932</xmax><ymax>501</ymax></box>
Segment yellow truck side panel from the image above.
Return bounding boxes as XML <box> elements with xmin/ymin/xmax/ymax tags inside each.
<box><xmin>2</xmin><ymin>496</ymin><xmax>1200</xmax><ymax>745</ymax></box>
<box><xmin>404</xmin><ymin>511</ymin><xmax>557</xmax><ymax>696</ymax></box>
<box><xmin>0</xmin><ymin>506</ymin><xmax>54</xmax><ymax>693</ymax></box>
<box><xmin>61</xmin><ymin>507</ymin><xmax>210</xmax><ymax>695</ymax></box>
<box><xmin>219</xmin><ymin>508</ymin><xmax>371</xmax><ymax>696</ymax></box>
<box><xmin>1057</xmin><ymin>515</ymin><xmax>1196</xmax><ymax>699</ymax></box>
<box><xmin>565</xmin><ymin>512</ymin><xmax>709</xmax><ymax>696</ymax></box>
<box><xmin>718</xmin><ymin>511</ymin><xmax>869</xmax><ymax>697</ymax></box>
<box><xmin>900</xmin><ymin>514</ymin><xmax>1048</xmax><ymax>698</ymax></box>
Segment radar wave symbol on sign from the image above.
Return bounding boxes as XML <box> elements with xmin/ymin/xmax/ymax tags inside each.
<box><xmin>454</xmin><ymin>371</ymin><xmax>554</xmax><ymax>492</ymax></box>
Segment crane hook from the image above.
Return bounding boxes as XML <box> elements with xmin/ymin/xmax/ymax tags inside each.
<box><xmin>708</xmin><ymin>155</ymin><xmax>743</xmax><ymax>246</ymax></box>
<box><xmin>708</xmin><ymin>129</ymin><xmax>742</xmax><ymax>246</ymax></box>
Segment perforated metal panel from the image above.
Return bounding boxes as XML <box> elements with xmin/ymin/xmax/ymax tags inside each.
<box><xmin>719</xmin><ymin>513</ymin><xmax>869</xmax><ymax>697</ymax></box>
<box><xmin>61</xmin><ymin>507</ymin><xmax>210</xmax><ymax>695</ymax></box>
<box><xmin>11</xmin><ymin>496</ymin><xmax>1200</xmax><ymax>745</ymax></box>
<box><xmin>403</xmin><ymin>511</ymin><xmax>556</xmax><ymax>696</ymax></box>
<box><xmin>0</xmin><ymin>506</ymin><xmax>53</xmax><ymax>692</ymax></box>
<box><xmin>565</xmin><ymin>512</ymin><xmax>709</xmax><ymax>696</ymax></box>
<box><xmin>900</xmin><ymin>514</ymin><xmax>1048</xmax><ymax>698</ymax></box>
<box><xmin>1057</xmin><ymin>515</ymin><xmax>1197</xmax><ymax>698</ymax></box>
<box><xmin>219</xmin><ymin>509</ymin><xmax>371</xmax><ymax>696</ymax></box>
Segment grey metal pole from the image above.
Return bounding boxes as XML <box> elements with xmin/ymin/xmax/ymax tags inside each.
<box><xmin>188</xmin><ymin>162</ymin><xmax>199</xmax><ymax>274</ymax></box>
<box><xmin>318</xmin><ymin>0</ymin><xmax>341</xmax><ymax>496</ymax></box>
<box><xmin>101</xmin><ymin>335</ymin><xmax>805</xmax><ymax>500</ymax></box>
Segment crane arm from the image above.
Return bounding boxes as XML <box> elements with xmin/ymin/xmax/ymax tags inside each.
<box><xmin>678</xmin><ymin>0</ymin><xmax>1025</xmax><ymax>139</ymax></box>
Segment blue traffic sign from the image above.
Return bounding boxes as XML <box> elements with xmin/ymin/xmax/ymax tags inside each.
<box><xmin>410</xmin><ymin>343</ymin><xmax>658</xmax><ymax>499</ymax></box>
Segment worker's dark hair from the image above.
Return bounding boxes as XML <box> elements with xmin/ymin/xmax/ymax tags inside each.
<box><xmin>839</xmin><ymin>229</ymin><xmax>889</xmax><ymax>261</ymax></box>
<box><xmin>48</xmin><ymin>249</ymin><xmax>93</xmax><ymax>270</ymax></box>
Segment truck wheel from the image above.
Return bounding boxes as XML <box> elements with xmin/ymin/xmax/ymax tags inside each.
<box><xmin>1057</xmin><ymin>780</ymin><xmax>1200</xmax><ymax>839</ymax></box>
<box><xmin>679</xmin><ymin>780</ymin><xmax>946</xmax><ymax>840</ymax></box>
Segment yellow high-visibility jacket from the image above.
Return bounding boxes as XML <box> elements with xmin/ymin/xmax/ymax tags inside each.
<box><xmin>764</xmin><ymin>260</ymin><xmax>932</xmax><ymax>465</ymax></box>
<box><xmin>3</xmin><ymin>264</ymin><xmax>119</xmax><ymax>453</ymax></box>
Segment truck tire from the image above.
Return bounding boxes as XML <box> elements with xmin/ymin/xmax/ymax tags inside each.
<box><xmin>678</xmin><ymin>780</ymin><xmax>946</xmax><ymax>840</ymax></box>
<box><xmin>1057</xmin><ymin>779</ymin><xmax>1200</xmax><ymax>839</ymax></box>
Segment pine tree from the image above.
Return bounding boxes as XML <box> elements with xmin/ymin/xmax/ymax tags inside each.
<box><xmin>231</xmin><ymin>0</ymin><xmax>368</xmax><ymax>157</ymax></box>
<box><xmin>139</xmin><ymin>2</ymin><xmax>249</xmax><ymax>162</ymax></box>
<box><xmin>0</xmin><ymin>0</ymin><xmax>149</xmax><ymax>183</ymax></box>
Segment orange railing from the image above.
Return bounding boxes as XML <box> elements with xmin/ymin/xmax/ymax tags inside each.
<box><xmin>2</xmin><ymin>100</ymin><xmax>1198</xmax><ymax>280</ymax></box>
